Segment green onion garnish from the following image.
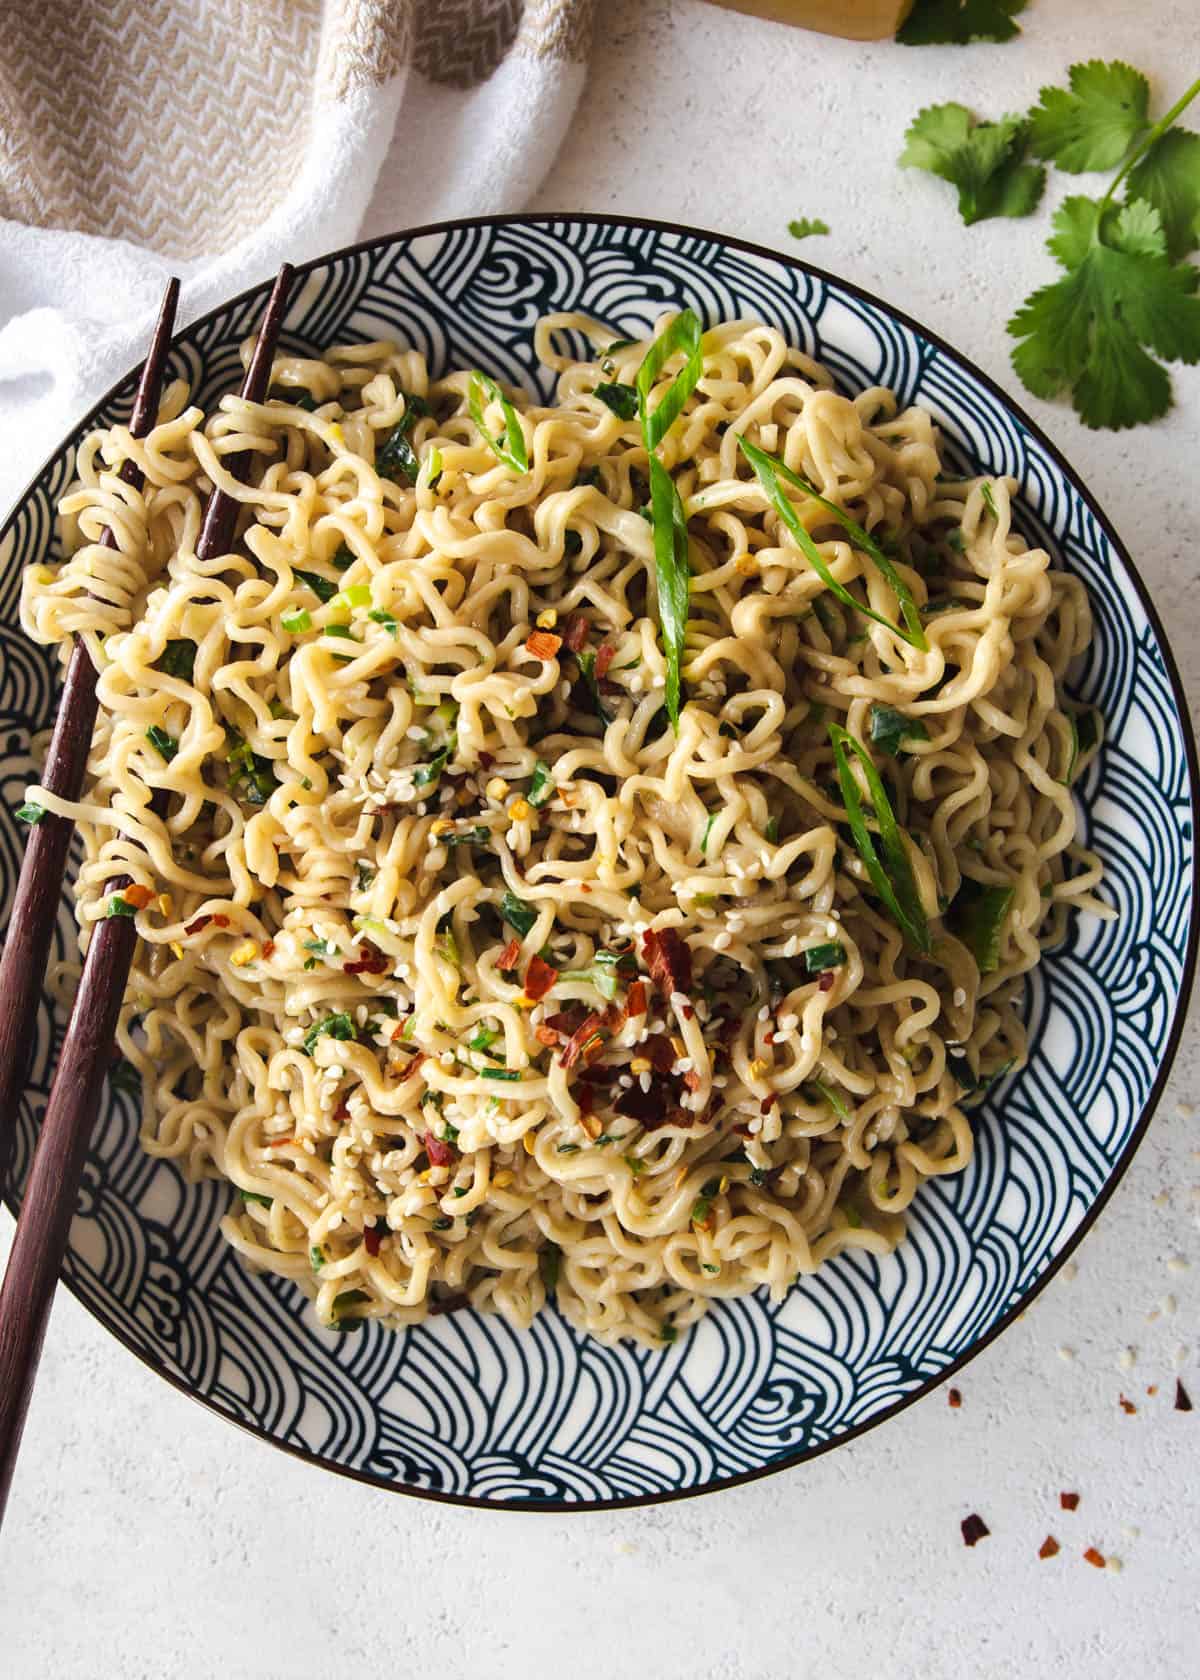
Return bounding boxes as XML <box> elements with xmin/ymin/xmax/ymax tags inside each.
<box><xmin>310</xmin><ymin>1245</ymin><xmax>325</xmax><ymax>1269</ymax></box>
<box><xmin>468</xmin><ymin>371</ymin><xmax>528</xmax><ymax>473</ymax></box>
<box><xmin>295</xmin><ymin>569</ymin><xmax>338</xmax><ymax>603</ymax></box>
<box><xmin>15</xmin><ymin>801</ymin><xmax>45</xmax><ymax>825</ymax></box>
<box><xmin>803</xmin><ymin>941</ymin><xmax>846</xmax><ymax>972</ymax></box>
<box><xmin>869</xmin><ymin>702</ymin><xmax>929</xmax><ymax>757</ymax></box>
<box><xmin>302</xmin><ymin>1012</ymin><xmax>356</xmax><ymax>1057</ymax></box>
<box><xmin>158</xmin><ymin>638</ymin><xmax>197</xmax><ymax>681</ymax></box>
<box><xmin>240</xmin><ymin>1190</ymin><xmax>272</xmax><ymax>1207</ymax></box>
<box><xmin>501</xmin><ymin>890</ymin><xmax>538</xmax><ymax>937</ymax></box>
<box><xmin>375</xmin><ymin>392</ymin><xmax>430</xmax><ymax>484</ymax></box>
<box><xmin>828</xmin><ymin>722</ymin><xmax>931</xmax><ymax>952</ymax></box>
<box><xmin>539</xmin><ymin>1243</ymin><xmax>561</xmax><ymax>1292</ymax></box>
<box><xmin>106</xmin><ymin>894</ymin><xmax>137</xmax><ymax>918</ymax></box>
<box><xmin>947</xmin><ymin>878</ymin><xmax>1013</xmax><ymax>974</ymax></box>
<box><xmin>414</xmin><ymin>741</ymin><xmax>453</xmax><ymax>789</ymax></box>
<box><xmin>738</xmin><ymin>439</ymin><xmax>927</xmax><ymax>651</ymax></box>
<box><xmin>700</xmin><ymin>812</ymin><xmax>716</xmax><ymax>854</ymax></box>
<box><xmin>1064</xmin><ymin>707</ymin><xmax>1101</xmax><ymax>785</ymax></box>
<box><xmin>481</xmin><ymin>1067</ymin><xmax>522</xmax><ymax>1081</ymax></box>
<box><xmin>281</xmin><ymin>607</ymin><xmax>312</xmax><ymax>633</ymax></box>
<box><xmin>647</xmin><ymin>456</ymin><xmax>690</xmax><ymax>726</ymax></box>
<box><xmin>331</xmin><ymin>584</ymin><xmax>372</xmax><ymax>611</ymax></box>
<box><xmin>146</xmin><ymin>725</ymin><xmax>178</xmax><ymax>762</ymax></box>
<box><xmin>635</xmin><ymin>308</ymin><xmax>703</xmax><ymax>451</ymax></box>
<box><xmin>368</xmin><ymin>608</ymin><xmax>398</xmax><ymax>637</ymax></box>
<box><xmin>803</xmin><ymin>1079</ymin><xmax>851</xmax><ymax>1120</ymax></box>
<box><xmin>527</xmin><ymin>760</ymin><xmax>555</xmax><ymax>807</ymax></box>
<box><xmin>594</xmin><ymin>381</ymin><xmax>639</xmax><ymax>420</ymax></box>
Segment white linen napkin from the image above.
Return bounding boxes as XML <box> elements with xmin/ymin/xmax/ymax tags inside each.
<box><xmin>0</xmin><ymin>0</ymin><xmax>593</xmax><ymax>513</ymax></box>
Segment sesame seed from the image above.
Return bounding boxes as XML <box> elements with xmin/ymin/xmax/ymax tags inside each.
<box><xmin>713</xmin><ymin>931</ymin><xmax>732</xmax><ymax>951</ymax></box>
<box><xmin>953</xmin><ymin>987</ymin><xmax>967</xmax><ymax>1007</ymax></box>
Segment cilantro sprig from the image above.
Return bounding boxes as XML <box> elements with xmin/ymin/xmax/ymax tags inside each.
<box><xmin>900</xmin><ymin>105</ymin><xmax>1045</xmax><ymax>226</ymax></box>
<box><xmin>788</xmin><ymin>217</ymin><xmax>830</xmax><ymax>241</ymax></box>
<box><xmin>897</xmin><ymin>0</ymin><xmax>1025</xmax><ymax>46</ymax></box>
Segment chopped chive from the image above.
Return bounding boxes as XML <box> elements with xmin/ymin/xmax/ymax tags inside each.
<box><xmin>15</xmin><ymin>801</ymin><xmax>45</xmax><ymax>826</ymax></box>
<box><xmin>700</xmin><ymin>812</ymin><xmax>716</xmax><ymax>854</ymax></box>
<box><xmin>106</xmin><ymin>894</ymin><xmax>137</xmax><ymax>918</ymax></box>
<box><xmin>468</xmin><ymin>371</ymin><xmax>528</xmax><ymax>472</ymax></box>
<box><xmin>635</xmin><ymin>309</ymin><xmax>704</xmax><ymax>452</ymax></box>
<box><xmin>145</xmin><ymin>725</ymin><xmax>178</xmax><ymax>762</ymax></box>
<box><xmin>481</xmin><ymin>1068</ymin><xmax>522</xmax><ymax>1082</ymax></box>
<box><xmin>527</xmin><ymin>760</ymin><xmax>555</xmax><ymax>807</ymax></box>
<box><xmin>947</xmin><ymin>878</ymin><xmax>1013</xmax><ymax>974</ymax></box>
<box><xmin>539</xmin><ymin>1243</ymin><xmax>561</xmax><ymax>1292</ymax></box>
<box><xmin>828</xmin><ymin>722</ymin><xmax>931</xmax><ymax>952</ymax></box>
<box><xmin>803</xmin><ymin>941</ymin><xmax>846</xmax><ymax>972</ymax></box>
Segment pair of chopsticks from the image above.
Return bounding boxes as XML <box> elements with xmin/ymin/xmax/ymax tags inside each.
<box><xmin>0</xmin><ymin>264</ymin><xmax>296</xmax><ymax>1527</ymax></box>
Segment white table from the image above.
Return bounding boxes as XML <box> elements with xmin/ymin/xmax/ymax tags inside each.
<box><xmin>2</xmin><ymin>3</ymin><xmax>1197</xmax><ymax>1673</ymax></box>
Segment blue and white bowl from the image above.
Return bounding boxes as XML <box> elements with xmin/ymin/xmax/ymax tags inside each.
<box><xmin>2</xmin><ymin>216</ymin><xmax>1196</xmax><ymax>1509</ymax></box>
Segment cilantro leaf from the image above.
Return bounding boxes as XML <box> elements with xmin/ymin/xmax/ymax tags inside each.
<box><xmin>787</xmin><ymin>218</ymin><xmax>830</xmax><ymax>240</ymax></box>
<box><xmin>1009</xmin><ymin>195</ymin><xmax>1200</xmax><ymax>428</ymax></box>
<box><xmin>1125</xmin><ymin>128</ymin><xmax>1200</xmax><ymax>260</ymax></box>
<box><xmin>900</xmin><ymin>104</ymin><xmax>1044</xmax><ymax>226</ymax></box>
<box><xmin>897</xmin><ymin>0</ymin><xmax>1025</xmax><ymax>48</ymax></box>
<box><xmin>1029</xmin><ymin>60</ymin><xmax>1150</xmax><ymax>175</ymax></box>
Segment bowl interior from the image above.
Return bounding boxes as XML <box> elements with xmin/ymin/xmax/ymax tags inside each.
<box><xmin>1</xmin><ymin>215</ymin><xmax>1194</xmax><ymax>1509</ymax></box>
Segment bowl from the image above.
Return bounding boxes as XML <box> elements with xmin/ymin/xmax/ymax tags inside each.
<box><xmin>2</xmin><ymin>214</ymin><xmax>1196</xmax><ymax>1510</ymax></box>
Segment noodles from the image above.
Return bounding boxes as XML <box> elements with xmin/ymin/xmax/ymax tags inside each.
<box><xmin>19</xmin><ymin>312</ymin><xmax>1108</xmax><ymax>1347</ymax></box>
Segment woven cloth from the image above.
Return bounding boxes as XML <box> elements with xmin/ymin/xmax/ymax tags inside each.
<box><xmin>0</xmin><ymin>0</ymin><xmax>593</xmax><ymax>511</ymax></box>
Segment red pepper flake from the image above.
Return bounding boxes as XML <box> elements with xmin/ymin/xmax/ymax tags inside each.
<box><xmin>582</xmin><ymin>1034</ymin><xmax>607</xmax><ymax>1066</ymax></box>
<box><xmin>579</xmin><ymin>882</ymin><xmax>591</xmax><ymax>894</ymax></box>
<box><xmin>1038</xmin><ymin>1535</ymin><xmax>1060</xmax><ymax>1560</ymax></box>
<box><xmin>614</xmin><ymin>1078</ymin><xmax>687</xmax><ymax>1130</ymax></box>
<box><xmin>562</xmin><ymin>613</ymin><xmax>589</xmax><ymax>652</ymax></box>
<box><xmin>760</xmin><ymin>1095</ymin><xmax>775</xmax><ymax>1114</ymax></box>
<box><xmin>947</xmin><ymin>1388</ymin><xmax>962</xmax><ymax>1408</ymax></box>
<box><xmin>818</xmin><ymin>969</ymin><xmax>836</xmax><ymax>993</ymax></box>
<box><xmin>683</xmin><ymin>1070</ymin><xmax>702</xmax><ymax>1092</ymax></box>
<box><xmin>184</xmin><ymin>914</ymin><xmax>213</xmax><ymax>935</ymax></box>
<box><xmin>478</xmin><ymin>750</ymin><xmax>495</xmax><ymax>770</ymax></box>
<box><xmin>534</xmin><ymin>1023</ymin><xmax>560</xmax><ymax>1047</ymax></box>
<box><xmin>763</xmin><ymin>1031</ymin><xmax>775</xmax><ymax>1046</ymax></box>
<box><xmin>498</xmin><ymin>937</ymin><xmax>521</xmax><ymax>974</ymax></box>
<box><xmin>642</xmin><ymin>927</ymin><xmax>693</xmax><ymax>999</ymax></box>
<box><xmin>525</xmin><ymin>629</ymin><xmax>563</xmax><ymax>661</ymax></box>
<box><xmin>344</xmin><ymin>942</ymin><xmax>389</xmax><ymax>975</ymax></box>
<box><xmin>960</xmin><ymin>1513</ymin><xmax>989</xmax><ymax>1547</ymax></box>
<box><xmin>211</xmin><ymin>914</ymin><xmax>230</xmax><ymax>928</ymax></box>
<box><xmin>1176</xmin><ymin>1379</ymin><xmax>1194</xmax><ymax>1412</ymax></box>
<box><xmin>1147</xmin><ymin>1384</ymin><xmax>1158</xmax><ymax>1396</ymax></box>
<box><xmin>399</xmin><ymin>1051</ymin><xmax>426</xmax><ymax>1083</ymax></box>
<box><xmin>123</xmin><ymin>883</ymin><xmax>155</xmax><ymax>910</ymax></box>
<box><xmin>1083</xmin><ymin>1546</ymin><xmax>1106</xmax><ymax>1569</ymax></box>
<box><xmin>523</xmin><ymin>953</ymin><xmax>557</xmax><ymax>1002</ymax></box>
<box><xmin>333</xmin><ymin>1099</ymin><xmax>350</xmax><ymax>1123</ymax></box>
<box><xmin>644</xmin><ymin>1034</ymin><xmax>675</xmax><ymax>1073</ymax></box>
<box><xmin>1060</xmin><ymin>1491</ymin><xmax>1080</xmax><ymax>1511</ymax></box>
<box><xmin>595</xmin><ymin>641</ymin><xmax>616</xmax><ymax>680</ymax></box>
<box><xmin>363</xmin><ymin>1222</ymin><xmax>384</xmax><ymax>1256</ymax></box>
<box><xmin>560</xmin><ymin>1011</ymin><xmax>606</xmax><ymax>1071</ymax></box>
<box><xmin>577</xmin><ymin>1083</ymin><xmax>596</xmax><ymax>1119</ymax></box>
<box><xmin>626</xmin><ymin>980</ymin><xmax>647</xmax><ymax>1018</ymax></box>
<box><xmin>545</xmin><ymin>1008</ymin><xmax>585</xmax><ymax>1035</ymax></box>
<box><xmin>425</xmin><ymin>1131</ymin><xmax>455</xmax><ymax>1168</ymax></box>
<box><xmin>262</xmin><ymin>939</ymin><xmax>275</xmax><ymax>959</ymax></box>
<box><xmin>1119</xmin><ymin>1393</ymin><xmax>1137</xmax><ymax>1414</ymax></box>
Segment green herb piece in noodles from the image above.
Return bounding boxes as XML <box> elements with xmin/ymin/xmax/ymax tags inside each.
<box><xmin>869</xmin><ymin>702</ymin><xmax>929</xmax><ymax>757</ymax></box>
<box><xmin>594</xmin><ymin>382</ymin><xmax>639</xmax><ymax>420</ymax></box>
<box><xmin>501</xmin><ymin>890</ymin><xmax>538</xmax><ymax>938</ymax></box>
<box><xmin>527</xmin><ymin>760</ymin><xmax>555</xmax><ymax>807</ymax></box>
<box><xmin>375</xmin><ymin>392</ymin><xmax>430</xmax><ymax>484</ymax></box>
<box><xmin>442</xmin><ymin>824</ymin><xmax>491</xmax><ymax>848</ymax></box>
<box><xmin>576</xmin><ymin>649</ymin><xmax>613</xmax><ymax>725</ymax></box>
<box><xmin>947</xmin><ymin>1049</ymin><xmax>1015</xmax><ymax>1104</ymax></box>
<box><xmin>159</xmin><ymin>638</ymin><xmax>197</xmax><ymax>682</ymax></box>
<box><xmin>468</xmin><ymin>371</ymin><xmax>528</xmax><ymax>473</ymax></box>
<box><xmin>281</xmin><ymin>607</ymin><xmax>312</xmax><ymax>633</ymax></box>
<box><xmin>467</xmin><ymin>1025</ymin><xmax>499</xmax><ymax>1053</ymax></box>
<box><xmin>539</xmin><ymin>1243</ymin><xmax>561</xmax><ymax>1293</ymax></box>
<box><xmin>738</xmin><ymin>438</ymin><xmax>927</xmax><ymax>650</ymax></box>
<box><xmin>145</xmin><ymin>725</ymin><xmax>178</xmax><ymax>762</ymax></box>
<box><xmin>803</xmin><ymin>1080</ymin><xmax>852</xmax><ymax>1121</ymax></box>
<box><xmin>560</xmin><ymin>950</ymin><xmax>626</xmax><ymax>1001</ymax></box>
<box><xmin>1064</xmin><ymin>706</ymin><xmax>1102</xmax><ymax>784</ymax></box>
<box><xmin>635</xmin><ymin>309</ymin><xmax>704</xmax><ymax>452</ymax></box>
<box><xmin>302</xmin><ymin>1012</ymin><xmax>356</xmax><ymax>1057</ymax></box>
<box><xmin>481</xmin><ymin>1067</ymin><xmax>522</xmax><ymax>1082</ymax></box>
<box><xmin>106</xmin><ymin>893</ymin><xmax>138</xmax><ymax>918</ymax></box>
<box><xmin>947</xmin><ymin>878</ymin><xmax>1013</xmax><ymax>973</ymax></box>
<box><xmin>828</xmin><ymin>722</ymin><xmax>932</xmax><ymax>952</ymax></box>
<box><xmin>240</xmin><ymin>1189</ymin><xmax>272</xmax><ymax>1207</ymax></box>
<box><xmin>310</xmin><ymin>1245</ymin><xmax>325</xmax><ymax>1270</ymax></box>
<box><xmin>15</xmin><ymin>801</ymin><xmax>45</xmax><ymax>825</ymax></box>
<box><xmin>227</xmin><ymin>734</ymin><xmax>278</xmax><ymax>805</ymax></box>
<box><xmin>109</xmin><ymin>1059</ymin><xmax>141</xmax><ymax>1096</ymax></box>
<box><xmin>367</xmin><ymin>608</ymin><xmax>398</xmax><ymax>636</ymax></box>
<box><xmin>803</xmin><ymin>941</ymin><xmax>847</xmax><ymax>973</ymax></box>
<box><xmin>294</xmin><ymin>568</ymin><xmax>338</xmax><ymax>604</ymax></box>
<box><xmin>330</xmin><ymin>544</ymin><xmax>355</xmax><ymax>571</ymax></box>
<box><xmin>700</xmin><ymin>813</ymin><xmax>716</xmax><ymax>855</ymax></box>
<box><xmin>413</xmin><ymin>741</ymin><xmax>454</xmax><ymax>789</ymax></box>
<box><xmin>647</xmin><ymin>455</ymin><xmax>690</xmax><ymax>726</ymax></box>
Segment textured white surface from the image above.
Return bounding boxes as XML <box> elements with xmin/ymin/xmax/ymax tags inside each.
<box><xmin>2</xmin><ymin>2</ymin><xmax>1198</xmax><ymax>1674</ymax></box>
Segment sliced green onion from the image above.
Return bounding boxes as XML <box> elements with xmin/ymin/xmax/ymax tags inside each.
<box><xmin>501</xmin><ymin>890</ymin><xmax>538</xmax><ymax>937</ymax></box>
<box><xmin>828</xmin><ymin>722</ymin><xmax>931</xmax><ymax>952</ymax></box>
<box><xmin>468</xmin><ymin>1024</ymin><xmax>500</xmax><ymax>1053</ymax></box>
<box><xmin>311</xmin><ymin>1245</ymin><xmax>325</xmax><ymax>1269</ymax></box>
<box><xmin>594</xmin><ymin>381</ymin><xmax>639</xmax><ymax>420</ymax></box>
<box><xmin>442</xmin><ymin>824</ymin><xmax>491</xmax><ymax>848</ymax></box>
<box><xmin>576</xmin><ymin>649</ymin><xmax>613</xmax><ymax>724</ymax></box>
<box><xmin>145</xmin><ymin>725</ymin><xmax>178</xmax><ymax>762</ymax></box>
<box><xmin>240</xmin><ymin>1190</ymin><xmax>272</xmax><ymax>1207</ymax></box>
<box><xmin>15</xmin><ymin>801</ymin><xmax>46</xmax><ymax>826</ymax></box>
<box><xmin>765</xmin><ymin>815</ymin><xmax>779</xmax><ymax>844</ymax></box>
<box><xmin>158</xmin><ymin>638</ymin><xmax>197</xmax><ymax>681</ymax></box>
<box><xmin>367</xmin><ymin>608</ymin><xmax>398</xmax><ymax>637</ymax></box>
<box><xmin>302</xmin><ymin>1012</ymin><xmax>355</xmax><ymax>1057</ymax></box>
<box><xmin>980</xmin><ymin>482</ymin><xmax>998</xmax><ymax>518</ymax></box>
<box><xmin>527</xmin><ymin>760</ymin><xmax>555</xmax><ymax>808</ymax></box>
<box><xmin>375</xmin><ymin>392</ymin><xmax>429</xmax><ymax>484</ymax></box>
<box><xmin>414</xmin><ymin>741</ymin><xmax>453</xmax><ymax>789</ymax></box>
<box><xmin>647</xmin><ymin>455</ymin><xmax>690</xmax><ymax>726</ymax></box>
<box><xmin>869</xmin><ymin>702</ymin><xmax>928</xmax><ymax>757</ymax></box>
<box><xmin>468</xmin><ymin>371</ymin><xmax>528</xmax><ymax>473</ymax></box>
<box><xmin>106</xmin><ymin>894</ymin><xmax>137</xmax><ymax>918</ymax></box>
<box><xmin>803</xmin><ymin>941</ymin><xmax>846</xmax><ymax>972</ymax></box>
<box><xmin>330</xmin><ymin>544</ymin><xmax>355</xmax><ymax>571</ymax></box>
<box><xmin>281</xmin><ymin>607</ymin><xmax>312</xmax><ymax>633</ymax></box>
<box><xmin>295</xmin><ymin>568</ymin><xmax>337</xmax><ymax>603</ymax></box>
<box><xmin>803</xmin><ymin>1079</ymin><xmax>851</xmax><ymax>1120</ymax></box>
<box><xmin>426</xmin><ymin>446</ymin><xmax>444</xmax><ymax>489</ymax></box>
<box><xmin>1064</xmin><ymin>707</ymin><xmax>1101</xmax><ymax>785</ymax></box>
<box><xmin>481</xmin><ymin>1067</ymin><xmax>522</xmax><ymax>1082</ymax></box>
<box><xmin>539</xmin><ymin>1243</ymin><xmax>561</xmax><ymax>1292</ymax></box>
<box><xmin>331</xmin><ymin>584</ymin><xmax>372</xmax><ymax>611</ymax></box>
<box><xmin>700</xmin><ymin>812</ymin><xmax>716</xmax><ymax>854</ymax></box>
<box><xmin>947</xmin><ymin>878</ymin><xmax>1013</xmax><ymax>974</ymax></box>
<box><xmin>738</xmin><ymin>439</ymin><xmax>927</xmax><ymax>651</ymax></box>
<box><xmin>635</xmin><ymin>309</ymin><xmax>703</xmax><ymax>452</ymax></box>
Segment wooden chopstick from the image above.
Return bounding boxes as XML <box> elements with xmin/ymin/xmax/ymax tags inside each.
<box><xmin>0</xmin><ymin>264</ymin><xmax>295</xmax><ymax>1527</ymax></box>
<box><xmin>0</xmin><ymin>278</ymin><xmax>180</xmax><ymax>1193</ymax></box>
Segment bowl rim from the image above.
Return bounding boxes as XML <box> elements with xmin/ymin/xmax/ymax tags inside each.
<box><xmin>4</xmin><ymin>210</ymin><xmax>1197</xmax><ymax>1513</ymax></box>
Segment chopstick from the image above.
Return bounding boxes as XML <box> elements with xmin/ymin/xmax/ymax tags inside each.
<box><xmin>0</xmin><ymin>278</ymin><xmax>180</xmax><ymax>1193</ymax></box>
<box><xmin>0</xmin><ymin>264</ymin><xmax>295</xmax><ymax>1527</ymax></box>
